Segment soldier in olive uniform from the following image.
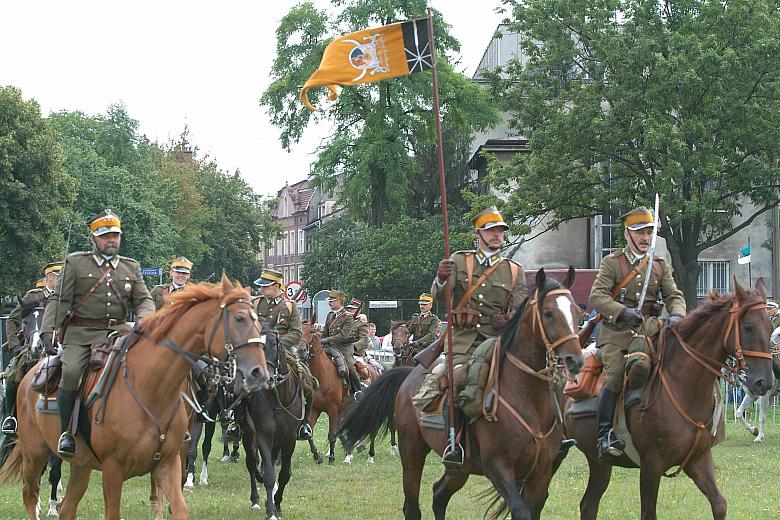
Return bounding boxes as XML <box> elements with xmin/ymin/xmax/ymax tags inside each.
<box><xmin>41</xmin><ymin>210</ymin><xmax>155</xmax><ymax>458</ymax></box>
<box><xmin>589</xmin><ymin>206</ymin><xmax>686</xmax><ymax>459</ymax></box>
<box><xmin>253</xmin><ymin>268</ymin><xmax>315</xmax><ymax>440</ymax></box>
<box><xmin>150</xmin><ymin>257</ymin><xmax>193</xmax><ymax>309</ymax></box>
<box><xmin>767</xmin><ymin>301</ymin><xmax>780</xmax><ymax>330</ymax></box>
<box><xmin>320</xmin><ymin>290</ymin><xmax>363</xmax><ymax>397</ymax></box>
<box><xmin>405</xmin><ymin>293</ymin><xmax>441</xmax><ymax>356</ymax></box>
<box><xmin>347</xmin><ymin>300</ymin><xmax>369</xmax><ymax>358</ymax></box>
<box><xmin>1</xmin><ymin>262</ymin><xmax>62</xmax><ymax>435</ymax></box>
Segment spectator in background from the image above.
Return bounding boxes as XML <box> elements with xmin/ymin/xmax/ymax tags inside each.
<box><xmin>368</xmin><ymin>323</ymin><xmax>381</xmax><ymax>350</ymax></box>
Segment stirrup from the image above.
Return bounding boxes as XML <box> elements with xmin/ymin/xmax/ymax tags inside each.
<box><xmin>1</xmin><ymin>416</ymin><xmax>17</xmax><ymax>435</ymax></box>
<box><xmin>599</xmin><ymin>430</ymin><xmax>625</xmax><ymax>458</ymax></box>
<box><xmin>297</xmin><ymin>423</ymin><xmax>313</xmax><ymax>441</ymax></box>
<box><xmin>442</xmin><ymin>442</ymin><xmax>464</xmax><ymax>473</ymax></box>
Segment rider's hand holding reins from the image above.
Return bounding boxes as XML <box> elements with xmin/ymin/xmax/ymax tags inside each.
<box><xmin>437</xmin><ymin>259</ymin><xmax>455</xmax><ymax>284</ymax></box>
<box><xmin>618</xmin><ymin>307</ymin><xmax>643</xmax><ymax>329</ymax></box>
<box><xmin>40</xmin><ymin>331</ymin><xmax>55</xmax><ymax>355</ymax></box>
<box><xmin>666</xmin><ymin>313</ymin><xmax>684</xmax><ymax>327</ymax></box>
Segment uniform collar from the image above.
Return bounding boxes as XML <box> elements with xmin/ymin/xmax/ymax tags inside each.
<box><xmin>334</xmin><ymin>307</ymin><xmax>345</xmax><ymax>316</ymax></box>
<box><xmin>419</xmin><ymin>311</ymin><xmax>431</xmax><ymax>317</ymax></box>
<box><xmin>43</xmin><ymin>287</ymin><xmax>53</xmax><ymax>298</ymax></box>
<box><xmin>475</xmin><ymin>249</ymin><xmax>502</xmax><ymax>267</ymax></box>
<box><xmin>270</xmin><ymin>296</ymin><xmax>282</xmax><ymax>305</ymax></box>
<box><xmin>623</xmin><ymin>247</ymin><xmax>645</xmax><ymax>266</ymax></box>
<box><xmin>92</xmin><ymin>253</ymin><xmax>119</xmax><ymax>269</ymax></box>
<box><xmin>170</xmin><ymin>282</ymin><xmax>184</xmax><ymax>292</ymax></box>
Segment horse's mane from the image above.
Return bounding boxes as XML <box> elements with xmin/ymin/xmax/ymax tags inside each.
<box><xmin>675</xmin><ymin>288</ymin><xmax>764</xmax><ymax>339</ymax></box>
<box><xmin>390</xmin><ymin>320</ymin><xmax>406</xmax><ymax>332</ymax></box>
<box><xmin>140</xmin><ymin>282</ymin><xmax>250</xmax><ymax>341</ymax></box>
<box><xmin>499</xmin><ymin>277</ymin><xmax>563</xmax><ymax>360</ymax></box>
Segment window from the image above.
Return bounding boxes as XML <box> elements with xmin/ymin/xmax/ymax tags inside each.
<box><xmin>697</xmin><ymin>261</ymin><xmax>730</xmax><ymax>298</ymax></box>
<box><xmin>298</xmin><ymin>230</ymin><xmax>305</xmax><ymax>253</ymax></box>
<box><xmin>290</xmin><ymin>231</ymin><xmax>296</xmax><ymax>255</ymax></box>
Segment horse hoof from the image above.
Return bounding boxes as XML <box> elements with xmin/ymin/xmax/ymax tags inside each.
<box><xmin>314</xmin><ymin>453</ymin><xmax>323</xmax><ymax>465</ymax></box>
<box><xmin>221</xmin><ymin>455</ymin><xmax>231</xmax><ymax>462</ymax></box>
<box><xmin>343</xmin><ymin>454</ymin><xmax>352</xmax><ymax>464</ymax></box>
<box><xmin>389</xmin><ymin>445</ymin><xmax>398</xmax><ymax>456</ymax></box>
<box><xmin>754</xmin><ymin>436</ymin><xmax>764</xmax><ymax>443</ymax></box>
<box><xmin>367</xmin><ymin>456</ymin><xmax>374</xmax><ymax>464</ymax></box>
<box><xmin>750</xmin><ymin>427</ymin><xmax>759</xmax><ymax>437</ymax></box>
<box><xmin>47</xmin><ymin>499</ymin><xmax>59</xmax><ymax>517</ymax></box>
<box><xmin>184</xmin><ymin>483</ymin><xmax>194</xmax><ymax>492</ymax></box>
<box><xmin>200</xmin><ymin>478</ymin><xmax>208</xmax><ymax>487</ymax></box>
<box><xmin>251</xmin><ymin>503</ymin><xmax>261</xmax><ymax>511</ymax></box>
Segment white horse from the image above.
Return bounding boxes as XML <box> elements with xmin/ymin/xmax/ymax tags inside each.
<box><xmin>736</xmin><ymin>326</ymin><xmax>780</xmax><ymax>442</ymax></box>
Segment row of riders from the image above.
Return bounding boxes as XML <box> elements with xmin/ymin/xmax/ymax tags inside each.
<box><xmin>1</xmin><ymin>204</ymin><xmax>778</xmax><ymax>519</ymax></box>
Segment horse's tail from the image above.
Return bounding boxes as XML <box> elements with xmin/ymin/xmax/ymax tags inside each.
<box><xmin>0</xmin><ymin>436</ymin><xmax>22</xmax><ymax>484</ymax></box>
<box><xmin>337</xmin><ymin>366</ymin><xmax>412</xmax><ymax>449</ymax></box>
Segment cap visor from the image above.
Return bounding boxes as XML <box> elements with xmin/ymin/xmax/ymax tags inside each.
<box><xmin>481</xmin><ymin>221</ymin><xmax>509</xmax><ymax>231</ymax></box>
<box><xmin>627</xmin><ymin>222</ymin><xmax>655</xmax><ymax>231</ymax></box>
<box><xmin>92</xmin><ymin>226</ymin><xmax>122</xmax><ymax>236</ymax></box>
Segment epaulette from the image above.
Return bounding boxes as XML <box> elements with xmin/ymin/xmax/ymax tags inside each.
<box><xmin>71</xmin><ymin>251</ymin><xmax>91</xmax><ymax>257</ymax></box>
<box><xmin>452</xmin><ymin>250</ymin><xmax>475</xmax><ymax>256</ymax></box>
<box><xmin>24</xmin><ymin>288</ymin><xmax>43</xmax><ymax>296</ymax></box>
<box><xmin>118</xmin><ymin>255</ymin><xmax>140</xmax><ymax>264</ymax></box>
<box><xmin>153</xmin><ymin>284</ymin><xmax>166</xmax><ymax>289</ymax></box>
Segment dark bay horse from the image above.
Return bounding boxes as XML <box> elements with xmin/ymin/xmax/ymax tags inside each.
<box><xmin>240</xmin><ymin>323</ymin><xmax>303</xmax><ymax>519</ymax></box>
<box><xmin>0</xmin><ymin>275</ymin><xmax>269</xmax><ymax>520</ymax></box>
<box><xmin>390</xmin><ymin>321</ymin><xmax>414</xmax><ymax>367</ymax></box>
<box><xmin>339</xmin><ymin>268</ymin><xmax>585</xmax><ymax>519</ymax></box>
<box><xmin>562</xmin><ymin>280</ymin><xmax>774</xmax><ymax>520</ymax></box>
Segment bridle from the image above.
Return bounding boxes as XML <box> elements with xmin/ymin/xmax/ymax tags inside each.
<box><xmin>392</xmin><ymin>324</ymin><xmax>412</xmax><ymax>361</ymax></box>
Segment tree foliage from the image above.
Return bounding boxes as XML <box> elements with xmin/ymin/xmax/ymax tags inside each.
<box><xmin>0</xmin><ymin>86</ymin><xmax>76</xmax><ymax>295</ymax></box>
<box><xmin>478</xmin><ymin>0</ymin><xmax>780</xmax><ymax>307</ymax></box>
<box><xmin>261</xmin><ymin>0</ymin><xmax>500</xmax><ymax>226</ymax></box>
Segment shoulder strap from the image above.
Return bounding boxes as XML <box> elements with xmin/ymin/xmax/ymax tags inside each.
<box><xmin>456</xmin><ymin>258</ymin><xmax>505</xmax><ymax>309</ymax></box>
<box><xmin>652</xmin><ymin>258</ymin><xmax>662</xmax><ymax>282</ymax></box>
<box><xmin>465</xmin><ymin>253</ymin><xmax>475</xmax><ymax>286</ymax></box>
<box><xmin>611</xmin><ymin>254</ymin><xmax>649</xmax><ymax>298</ymax></box>
<box><xmin>285</xmin><ymin>301</ymin><xmax>293</xmax><ymax>314</ymax></box>
<box><xmin>502</xmin><ymin>261</ymin><xmax>520</xmax><ymax>312</ymax></box>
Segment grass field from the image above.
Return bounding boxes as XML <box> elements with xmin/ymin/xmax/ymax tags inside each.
<box><xmin>0</xmin><ymin>411</ymin><xmax>778</xmax><ymax>519</ymax></box>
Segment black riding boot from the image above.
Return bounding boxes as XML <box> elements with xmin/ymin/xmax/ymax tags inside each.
<box><xmin>57</xmin><ymin>388</ymin><xmax>78</xmax><ymax>459</ymax></box>
<box><xmin>1</xmin><ymin>380</ymin><xmax>18</xmax><ymax>435</ymax></box>
<box><xmin>349</xmin><ymin>372</ymin><xmax>364</xmax><ymax>401</ymax></box>
<box><xmin>596</xmin><ymin>388</ymin><xmax>625</xmax><ymax>459</ymax></box>
<box><xmin>225</xmin><ymin>401</ymin><xmax>244</xmax><ymax>441</ymax></box>
<box><xmin>297</xmin><ymin>393</ymin><xmax>313</xmax><ymax>441</ymax></box>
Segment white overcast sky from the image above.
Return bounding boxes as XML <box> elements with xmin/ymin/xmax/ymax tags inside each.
<box><xmin>0</xmin><ymin>1</ymin><xmax>505</xmax><ymax>197</ymax></box>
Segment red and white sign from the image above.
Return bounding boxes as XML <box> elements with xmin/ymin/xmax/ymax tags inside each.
<box><xmin>285</xmin><ymin>281</ymin><xmax>307</xmax><ymax>303</ymax></box>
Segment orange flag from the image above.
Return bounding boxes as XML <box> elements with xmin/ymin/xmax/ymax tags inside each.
<box><xmin>300</xmin><ymin>18</ymin><xmax>432</xmax><ymax>111</ymax></box>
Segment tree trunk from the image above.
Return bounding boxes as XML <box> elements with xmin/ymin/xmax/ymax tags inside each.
<box><xmin>665</xmin><ymin>233</ymin><xmax>701</xmax><ymax>311</ymax></box>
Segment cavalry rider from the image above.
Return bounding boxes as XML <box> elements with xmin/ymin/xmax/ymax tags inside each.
<box><xmin>347</xmin><ymin>300</ymin><xmax>369</xmax><ymax>358</ymax></box>
<box><xmin>150</xmin><ymin>257</ymin><xmax>193</xmax><ymax>309</ymax></box>
<box><xmin>252</xmin><ymin>268</ymin><xmax>316</xmax><ymax>440</ymax></box>
<box><xmin>766</xmin><ymin>301</ymin><xmax>780</xmax><ymax>330</ymax></box>
<box><xmin>413</xmin><ymin>207</ymin><xmax>527</xmax><ymax>443</ymax></box>
<box><xmin>41</xmin><ymin>210</ymin><xmax>154</xmax><ymax>458</ymax></box>
<box><xmin>2</xmin><ymin>262</ymin><xmax>62</xmax><ymax>435</ymax></box>
<box><xmin>320</xmin><ymin>290</ymin><xmax>363</xmax><ymax>398</ymax></box>
<box><xmin>589</xmin><ymin>206</ymin><xmax>685</xmax><ymax>459</ymax></box>
<box><xmin>405</xmin><ymin>293</ymin><xmax>441</xmax><ymax>356</ymax></box>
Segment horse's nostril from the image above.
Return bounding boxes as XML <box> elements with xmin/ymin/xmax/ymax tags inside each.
<box><xmin>252</xmin><ymin>367</ymin><xmax>266</xmax><ymax>382</ymax></box>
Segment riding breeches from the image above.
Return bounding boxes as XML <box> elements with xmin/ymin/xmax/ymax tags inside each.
<box><xmin>598</xmin><ymin>342</ymin><xmax>626</xmax><ymax>393</ymax></box>
<box><xmin>59</xmin><ymin>343</ymin><xmax>91</xmax><ymax>391</ymax></box>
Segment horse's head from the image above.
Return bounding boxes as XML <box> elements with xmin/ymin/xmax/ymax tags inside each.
<box><xmin>209</xmin><ymin>274</ymin><xmax>269</xmax><ymax>394</ymax></box>
<box><xmin>390</xmin><ymin>321</ymin><xmax>410</xmax><ymax>357</ymax></box>
<box><xmin>259</xmin><ymin>315</ymin><xmax>284</xmax><ymax>388</ymax></box>
<box><xmin>729</xmin><ymin>278</ymin><xmax>774</xmax><ymax>396</ymax></box>
<box><xmin>510</xmin><ymin>266</ymin><xmax>584</xmax><ymax>375</ymax></box>
<box><xmin>299</xmin><ymin>315</ymin><xmax>322</xmax><ymax>362</ymax></box>
<box><xmin>20</xmin><ymin>298</ymin><xmax>45</xmax><ymax>357</ymax></box>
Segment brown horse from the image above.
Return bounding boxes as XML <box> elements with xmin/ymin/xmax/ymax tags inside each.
<box><xmin>390</xmin><ymin>321</ymin><xmax>414</xmax><ymax>367</ymax></box>
<box><xmin>0</xmin><ymin>275</ymin><xmax>269</xmax><ymax>520</ymax></box>
<box><xmin>562</xmin><ymin>280</ymin><xmax>774</xmax><ymax>520</ymax></box>
<box><xmin>339</xmin><ymin>268</ymin><xmax>585</xmax><ymax>519</ymax></box>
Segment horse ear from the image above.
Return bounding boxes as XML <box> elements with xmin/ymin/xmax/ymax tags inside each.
<box><xmin>755</xmin><ymin>277</ymin><xmax>768</xmax><ymax>299</ymax></box>
<box><xmin>220</xmin><ymin>271</ymin><xmax>232</xmax><ymax>297</ymax></box>
<box><xmin>310</xmin><ymin>313</ymin><xmax>316</xmax><ymax>325</ymax></box>
<box><xmin>535</xmin><ymin>268</ymin><xmax>547</xmax><ymax>292</ymax></box>
<box><xmin>563</xmin><ymin>265</ymin><xmax>576</xmax><ymax>289</ymax></box>
<box><xmin>733</xmin><ymin>277</ymin><xmax>747</xmax><ymax>302</ymax></box>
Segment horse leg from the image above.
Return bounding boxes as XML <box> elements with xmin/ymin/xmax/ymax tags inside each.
<box><xmin>389</xmin><ymin>425</ymin><xmax>398</xmax><ymax>456</ymax></box>
<box><xmin>21</xmin><ymin>447</ymin><xmax>49</xmax><ymax>519</ymax></box>
<box><xmin>755</xmin><ymin>394</ymin><xmax>768</xmax><ymax>443</ymax></box>
<box><xmin>736</xmin><ymin>390</ymin><xmax>758</xmax><ymax>436</ymax></box>
<box><xmin>308</xmin><ymin>409</ymin><xmax>323</xmax><ymax>464</ymax></box>
<box><xmin>56</xmin><ymin>464</ymin><xmax>91</xmax><ymax>520</ymax></box>
<box><xmin>241</xmin><ymin>432</ymin><xmax>262</xmax><ymax>511</ymax></box>
<box><xmin>273</xmin><ymin>441</ymin><xmax>295</xmax><ymax>517</ymax></box>
<box><xmin>683</xmin><ymin>451</ymin><xmax>726</xmax><ymax>520</ymax></box>
<box><xmin>522</xmin><ymin>467</ymin><xmax>554</xmax><ymax>520</ymax></box>
<box><xmin>400</xmin><ymin>438</ymin><xmax>430</xmax><ymax>520</ymax></box>
<box><xmin>149</xmin><ymin>478</ymin><xmax>164</xmax><ymax>520</ymax></box>
<box><xmin>431</xmin><ymin>471</ymin><xmax>469</xmax><ymax>520</ymax></box>
<box><xmin>184</xmin><ymin>421</ymin><xmax>202</xmax><ymax>491</ymax></box>
<box><xmin>366</xmin><ymin>432</ymin><xmax>375</xmax><ymax>464</ymax></box>
<box><xmin>485</xmin><ymin>465</ymin><xmax>532</xmax><ymax>520</ymax></box>
<box><xmin>258</xmin><ymin>442</ymin><xmax>278</xmax><ymax>520</ymax></box>
<box><xmin>101</xmin><ymin>462</ymin><xmax>128</xmax><ymax>520</ymax></box>
<box><xmin>48</xmin><ymin>455</ymin><xmax>62</xmax><ymax>517</ymax></box>
<box><xmin>326</xmin><ymin>408</ymin><xmax>338</xmax><ymax>465</ymax></box>
<box><xmin>638</xmin><ymin>461</ymin><xmax>663</xmax><ymax>520</ymax></box>
<box><xmin>151</xmin><ymin>454</ymin><xmax>190</xmax><ymax>520</ymax></box>
<box><xmin>579</xmin><ymin>456</ymin><xmax>613</xmax><ymax>520</ymax></box>
<box><xmin>231</xmin><ymin>438</ymin><xmax>240</xmax><ymax>461</ymax></box>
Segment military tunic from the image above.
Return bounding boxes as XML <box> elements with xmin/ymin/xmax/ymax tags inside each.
<box><xmin>150</xmin><ymin>283</ymin><xmax>187</xmax><ymax>310</ymax></box>
<box><xmin>323</xmin><ymin>309</ymin><xmax>356</xmax><ymax>376</ymax></box>
<box><xmin>349</xmin><ymin>319</ymin><xmax>370</xmax><ymax>357</ymax></box>
<box><xmin>42</xmin><ymin>251</ymin><xmax>155</xmax><ymax>391</ymax></box>
<box><xmin>431</xmin><ymin>250</ymin><xmax>527</xmax><ymax>366</ymax></box>
<box><xmin>405</xmin><ymin>311</ymin><xmax>441</xmax><ymax>352</ymax></box>
<box><xmin>589</xmin><ymin>248</ymin><xmax>686</xmax><ymax>392</ymax></box>
<box><xmin>770</xmin><ymin>313</ymin><xmax>780</xmax><ymax>331</ymax></box>
<box><xmin>255</xmin><ymin>297</ymin><xmax>302</xmax><ymax>350</ymax></box>
<box><xmin>5</xmin><ymin>287</ymin><xmax>53</xmax><ymax>354</ymax></box>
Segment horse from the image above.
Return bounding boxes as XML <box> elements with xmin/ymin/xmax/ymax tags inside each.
<box><xmin>561</xmin><ymin>280</ymin><xmax>774</xmax><ymax>520</ymax></box>
<box><xmin>239</xmin><ymin>322</ymin><xmax>303</xmax><ymax>519</ymax></box>
<box><xmin>0</xmin><ymin>274</ymin><xmax>269</xmax><ymax>520</ymax></box>
<box><xmin>735</xmin><ymin>325</ymin><xmax>780</xmax><ymax>443</ymax></box>
<box><xmin>298</xmin><ymin>319</ymin><xmax>394</xmax><ymax>465</ymax></box>
<box><xmin>339</xmin><ymin>268</ymin><xmax>585</xmax><ymax>520</ymax></box>
<box><xmin>390</xmin><ymin>321</ymin><xmax>414</xmax><ymax>367</ymax></box>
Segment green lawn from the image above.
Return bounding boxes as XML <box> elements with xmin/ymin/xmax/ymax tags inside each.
<box><xmin>0</xmin><ymin>413</ymin><xmax>778</xmax><ymax>519</ymax></box>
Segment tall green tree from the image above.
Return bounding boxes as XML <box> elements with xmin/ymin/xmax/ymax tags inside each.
<box><xmin>0</xmin><ymin>86</ymin><xmax>75</xmax><ymax>295</ymax></box>
<box><xmin>262</xmin><ymin>0</ymin><xmax>499</xmax><ymax>226</ymax></box>
<box><xmin>479</xmin><ymin>0</ymin><xmax>780</xmax><ymax>308</ymax></box>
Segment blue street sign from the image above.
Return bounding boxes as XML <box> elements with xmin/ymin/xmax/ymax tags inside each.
<box><xmin>141</xmin><ymin>267</ymin><xmax>163</xmax><ymax>277</ymax></box>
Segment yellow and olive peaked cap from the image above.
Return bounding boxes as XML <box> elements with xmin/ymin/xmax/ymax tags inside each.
<box><xmin>89</xmin><ymin>209</ymin><xmax>122</xmax><ymax>236</ymax></box>
<box><xmin>621</xmin><ymin>207</ymin><xmax>656</xmax><ymax>231</ymax></box>
<box><xmin>473</xmin><ymin>206</ymin><xmax>509</xmax><ymax>231</ymax></box>
<box><xmin>254</xmin><ymin>268</ymin><xmax>284</xmax><ymax>287</ymax></box>
<box><xmin>43</xmin><ymin>262</ymin><xmax>63</xmax><ymax>275</ymax></box>
<box><xmin>418</xmin><ymin>293</ymin><xmax>433</xmax><ymax>305</ymax></box>
<box><xmin>170</xmin><ymin>257</ymin><xmax>193</xmax><ymax>274</ymax></box>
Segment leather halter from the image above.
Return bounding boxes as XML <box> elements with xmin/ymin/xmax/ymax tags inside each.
<box><xmin>723</xmin><ymin>299</ymin><xmax>774</xmax><ymax>369</ymax></box>
<box><xmin>484</xmin><ymin>287</ymin><xmax>581</xmax><ymax>482</ymax></box>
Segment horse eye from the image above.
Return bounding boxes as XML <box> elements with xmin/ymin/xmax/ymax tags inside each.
<box><xmin>543</xmin><ymin>310</ymin><xmax>553</xmax><ymax>319</ymax></box>
<box><xmin>234</xmin><ymin>314</ymin><xmax>245</xmax><ymax>322</ymax></box>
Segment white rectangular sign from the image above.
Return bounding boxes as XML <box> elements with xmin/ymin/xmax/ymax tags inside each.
<box><xmin>369</xmin><ymin>300</ymin><xmax>398</xmax><ymax>309</ymax></box>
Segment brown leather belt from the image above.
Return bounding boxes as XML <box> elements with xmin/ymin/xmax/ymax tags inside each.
<box><xmin>69</xmin><ymin>316</ymin><xmax>126</xmax><ymax>328</ymax></box>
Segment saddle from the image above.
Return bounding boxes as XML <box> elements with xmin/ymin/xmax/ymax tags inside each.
<box><xmin>563</xmin><ymin>345</ymin><xmax>606</xmax><ymax>400</ymax></box>
<box><xmin>353</xmin><ymin>356</ymin><xmax>383</xmax><ymax>381</ymax></box>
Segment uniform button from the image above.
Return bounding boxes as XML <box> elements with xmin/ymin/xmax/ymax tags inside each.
<box><xmin>476</xmin><ymin>324</ymin><xmax>481</xmax><ymax>328</ymax></box>
<box><xmin>88</xmin><ymin>273</ymin><xmax>93</xmax><ymax>278</ymax></box>
<box><xmin>478</xmin><ymin>294</ymin><xmax>484</xmax><ymax>299</ymax></box>
<box><xmin>107</xmin><ymin>302</ymin><xmax>111</xmax><ymax>306</ymax></box>
<box><xmin>479</xmin><ymin>303</ymin><xmax>484</xmax><ymax>306</ymax></box>
<box><xmin>107</xmin><ymin>292</ymin><xmax>111</xmax><ymax>297</ymax></box>
<box><xmin>635</xmin><ymin>293</ymin><xmax>640</xmax><ymax>297</ymax></box>
<box><xmin>107</xmin><ymin>273</ymin><xmax>111</xmax><ymax>277</ymax></box>
<box><xmin>106</xmin><ymin>314</ymin><xmax>110</xmax><ymax>318</ymax></box>
<box><xmin>481</xmin><ymin>283</ymin><xmax>486</xmax><ymax>287</ymax></box>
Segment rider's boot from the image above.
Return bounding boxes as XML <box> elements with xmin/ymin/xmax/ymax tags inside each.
<box><xmin>596</xmin><ymin>388</ymin><xmax>625</xmax><ymax>459</ymax></box>
<box><xmin>56</xmin><ymin>388</ymin><xmax>78</xmax><ymax>459</ymax></box>
<box><xmin>1</xmin><ymin>380</ymin><xmax>18</xmax><ymax>435</ymax></box>
<box><xmin>350</xmin><ymin>372</ymin><xmax>364</xmax><ymax>401</ymax></box>
<box><xmin>297</xmin><ymin>392</ymin><xmax>314</xmax><ymax>440</ymax></box>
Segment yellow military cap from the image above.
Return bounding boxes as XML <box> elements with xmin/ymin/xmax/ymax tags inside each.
<box><xmin>327</xmin><ymin>290</ymin><xmax>347</xmax><ymax>302</ymax></box>
<box><xmin>418</xmin><ymin>293</ymin><xmax>433</xmax><ymax>304</ymax></box>
<box><xmin>254</xmin><ymin>268</ymin><xmax>284</xmax><ymax>287</ymax></box>
<box><xmin>767</xmin><ymin>301</ymin><xmax>779</xmax><ymax>309</ymax></box>
<box><xmin>473</xmin><ymin>206</ymin><xmax>509</xmax><ymax>231</ymax></box>
<box><xmin>346</xmin><ymin>298</ymin><xmax>363</xmax><ymax>310</ymax></box>
<box><xmin>88</xmin><ymin>209</ymin><xmax>122</xmax><ymax>236</ymax></box>
<box><xmin>43</xmin><ymin>262</ymin><xmax>63</xmax><ymax>276</ymax></box>
<box><xmin>170</xmin><ymin>257</ymin><xmax>193</xmax><ymax>273</ymax></box>
<box><xmin>621</xmin><ymin>207</ymin><xmax>655</xmax><ymax>231</ymax></box>
<box><xmin>35</xmin><ymin>278</ymin><xmax>47</xmax><ymax>288</ymax></box>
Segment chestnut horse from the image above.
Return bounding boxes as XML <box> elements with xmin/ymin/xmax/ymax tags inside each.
<box><xmin>0</xmin><ymin>275</ymin><xmax>269</xmax><ymax>520</ymax></box>
<box><xmin>562</xmin><ymin>280</ymin><xmax>775</xmax><ymax>520</ymax></box>
<box><xmin>390</xmin><ymin>321</ymin><xmax>414</xmax><ymax>367</ymax></box>
<box><xmin>339</xmin><ymin>268</ymin><xmax>585</xmax><ymax>519</ymax></box>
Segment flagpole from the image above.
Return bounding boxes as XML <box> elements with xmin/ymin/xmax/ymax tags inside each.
<box><xmin>426</xmin><ymin>2</ymin><xmax>459</xmax><ymax>463</ymax></box>
<box><xmin>748</xmin><ymin>236</ymin><xmax>752</xmax><ymax>287</ymax></box>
